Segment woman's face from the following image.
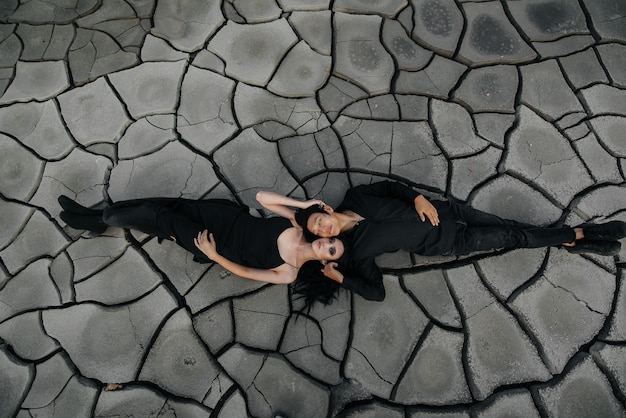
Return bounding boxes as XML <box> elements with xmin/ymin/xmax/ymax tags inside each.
<box><xmin>312</xmin><ymin>237</ymin><xmax>344</xmax><ymax>260</ymax></box>
<box><xmin>307</xmin><ymin>212</ymin><xmax>339</xmax><ymax>237</ymax></box>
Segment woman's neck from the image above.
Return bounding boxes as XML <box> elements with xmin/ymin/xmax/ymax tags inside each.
<box><xmin>285</xmin><ymin>229</ymin><xmax>319</xmax><ymax>267</ymax></box>
<box><xmin>294</xmin><ymin>240</ymin><xmax>318</xmax><ymax>267</ymax></box>
<box><xmin>280</xmin><ymin>229</ymin><xmax>315</xmax><ymax>268</ymax></box>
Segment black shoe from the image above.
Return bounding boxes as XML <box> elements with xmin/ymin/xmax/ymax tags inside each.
<box><xmin>60</xmin><ymin>211</ymin><xmax>107</xmax><ymax>234</ymax></box>
<box><xmin>581</xmin><ymin>221</ymin><xmax>626</xmax><ymax>241</ymax></box>
<box><xmin>58</xmin><ymin>195</ymin><xmax>102</xmax><ymax>216</ymax></box>
<box><xmin>565</xmin><ymin>239</ymin><xmax>621</xmax><ymax>256</ymax></box>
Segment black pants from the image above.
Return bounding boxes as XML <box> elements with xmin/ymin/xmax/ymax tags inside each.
<box><xmin>100</xmin><ymin>198</ymin><xmax>575</xmax><ymax>259</ymax></box>
<box><xmin>449</xmin><ymin>202</ymin><xmax>575</xmax><ymax>255</ymax></box>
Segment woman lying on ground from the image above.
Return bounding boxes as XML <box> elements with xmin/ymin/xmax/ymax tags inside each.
<box><xmin>257</xmin><ymin>181</ymin><xmax>626</xmax><ymax>301</ymax></box>
<box><xmin>58</xmin><ymin>195</ymin><xmax>347</xmax><ymax>303</ymax></box>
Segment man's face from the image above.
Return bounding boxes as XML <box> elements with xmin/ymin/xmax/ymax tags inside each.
<box><xmin>307</xmin><ymin>211</ymin><xmax>339</xmax><ymax>237</ymax></box>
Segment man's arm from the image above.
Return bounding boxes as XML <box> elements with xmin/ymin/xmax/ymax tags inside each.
<box><xmin>356</xmin><ymin>180</ymin><xmax>420</xmax><ymax>201</ymax></box>
<box><xmin>323</xmin><ymin>258</ymin><xmax>385</xmax><ymax>301</ymax></box>
<box><xmin>357</xmin><ymin>181</ymin><xmax>439</xmax><ymax>226</ymax></box>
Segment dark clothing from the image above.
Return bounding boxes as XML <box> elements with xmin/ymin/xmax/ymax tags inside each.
<box><xmin>103</xmin><ymin>198</ymin><xmax>292</xmax><ymax>269</ymax></box>
<box><xmin>335</xmin><ymin>182</ymin><xmax>575</xmax><ymax>301</ymax></box>
<box><xmin>337</xmin><ymin>182</ymin><xmax>460</xmax><ymax>257</ymax></box>
<box><xmin>447</xmin><ymin>202</ymin><xmax>574</xmax><ymax>255</ymax></box>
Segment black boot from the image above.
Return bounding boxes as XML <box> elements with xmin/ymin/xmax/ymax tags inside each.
<box><xmin>58</xmin><ymin>195</ymin><xmax>103</xmax><ymax>216</ymax></box>
<box><xmin>565</xmin><ymin>239</ymin><xmax>621</xmax><ymax>256</ymax></box>
<box><xmin>580</xmin><ymin>221</ymin><xmax>626</xmax><ymax>241</ymax></box>
<box><xmin>60</xmin><ymin>211</ymin><xmax>107</xmax><ymax>234</ymax></box>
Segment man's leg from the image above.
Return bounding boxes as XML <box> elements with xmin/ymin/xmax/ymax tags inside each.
<box><xmin>448</xmin><ymin>201</ymin><xmax>535</xmax><ymax>229</ymax></box>
<box><xmin>452</xmin><ymin>225</ymin><xmax>576</xmax><ymax>255</ymax></box>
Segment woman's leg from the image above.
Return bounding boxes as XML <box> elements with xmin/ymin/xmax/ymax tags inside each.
<box><xmin>58</xmin><ymin>195</ymin><xmax>102</xmax><ymax>216</ymax></box>
<box><xmin>58</xmin><ymin>195</ymin><xmax>107</xmax><ymax>233</ymax></box>
<box><xmin>59</xmin><ymin>196</ymin><xmax>243</xmax><ymax>263</ymax></box>
<box><xmin>59</xmin><ymin>211</ymin><xmax>107</xmax><ymax>233</ymax></box>
<box><xmin>102</xmin><ymin>201</ymin><xmax>166</xmax><ymax>237</ymax></box>
<box><xmin>102</xmin><ymin>201</ymin><xmax>211</xmax><ymax>262</ymax></box>
<box><xmin>59</xmin><ymin>196</ymin><xmax>171</xmax><ymax>235</ymax></box>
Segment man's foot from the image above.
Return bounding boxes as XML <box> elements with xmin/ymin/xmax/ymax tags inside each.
<box><xmin>565</xmin><ymin>239</ymin><xmax>621</xmax><ymax>256</ymax></box>
<box><xmin>60</xmin><ymin>211</ymin><xmax>107</xmax><ymax>234</ymax></box>
<box><xmin>581</xmin><ymin>221</ymin><xmax>626</xmax><ymax>241</ymax></box>
<box><xmin>58</xmin><ymin>195</ymin><xmax>102</xmax><ymax>216</ymax></box>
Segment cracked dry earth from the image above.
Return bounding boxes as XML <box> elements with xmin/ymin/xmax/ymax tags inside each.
<box><xmin>1</xmin><ymin>0</ymin><xmax>626</xmax><ymax>417</ymax></box>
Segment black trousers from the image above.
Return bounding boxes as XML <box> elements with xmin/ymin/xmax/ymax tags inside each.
<box><xmin>99</xmin><ymin>198</ymin><xmax>575</xmax><ymax>259</ymax></box>
<box><xmin>449</xmin><ymin>202</ymin><xmax>575</xmax><ymax>255</ymax></box>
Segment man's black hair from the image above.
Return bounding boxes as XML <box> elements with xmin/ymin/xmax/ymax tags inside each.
<box><xmin>294</xmin><ymin>204</ymin><xmax>328</xmax><ymax>242</ymax></box>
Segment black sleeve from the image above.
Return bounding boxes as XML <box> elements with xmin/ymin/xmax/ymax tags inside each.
<box><xmin>340</xmin><ymin>257</ymin><xmax>385</xmax><ymax>301</ymax></box>
<box><xmin>355</xmin><ymin>181</ymin><xmax>420</xmax><ymax>203</ymax></box>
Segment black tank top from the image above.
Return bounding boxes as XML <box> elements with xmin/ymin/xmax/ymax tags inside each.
<box><xmin>222</xmin><ymin>213</ymin><xmax>292</xmax><ymax>269</ymax></box>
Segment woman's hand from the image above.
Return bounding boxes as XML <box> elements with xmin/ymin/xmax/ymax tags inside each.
<box><xmin>305</xmin><ymin>199</ymin><xmax>333</xmax><ymax>213</ymax></box>
<box><xmin>321</xmin><ymin>262</ymin><xmax>343</xmax><ymax>284</ymax></box>
<box><xmin>414</xmin><ymin>195</ymin><xmax>439</xmax><ymax>226</ymax></box>
<box><xmin>304</xmin><ymin>198</ymin><xmax>323</xmax><ymax>207</ymax></box>
<box><xmin>194</xmin><ymin>230</ymin><xmax>218</xmax><ymax>260</ymax></box>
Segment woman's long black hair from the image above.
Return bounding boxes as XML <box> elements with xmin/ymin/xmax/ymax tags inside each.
<box><xmin>291</xmin><ymin>237</ymin><xmax>352</xmax><ymax>310</ymax></box>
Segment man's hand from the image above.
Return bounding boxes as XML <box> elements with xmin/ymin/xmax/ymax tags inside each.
<box><xmin>414</xmin><ymin>195</ymin><xmax>439</xmax><ymax>226</ymax></box>
<box><xmin>321</xmin><ymin>262</ymin><xmax>343</xmax><ymax>284</ymax></box>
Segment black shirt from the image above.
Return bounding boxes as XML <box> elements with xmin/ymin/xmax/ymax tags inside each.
<box><xmin>336</xmin><ymin>181</ymin><xmax>460</xmax><ymax>300</ymax></box>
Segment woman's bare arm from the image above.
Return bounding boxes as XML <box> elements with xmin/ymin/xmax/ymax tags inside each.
<box><xmin>194</xmin><ymin>230</ymin><xmax>295</xmax><ymax>284</ymax></box>
<box><xmin>256</xmin><ymin>191</ymin><xmax>323</xmax><ymax>221</ymax></box>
